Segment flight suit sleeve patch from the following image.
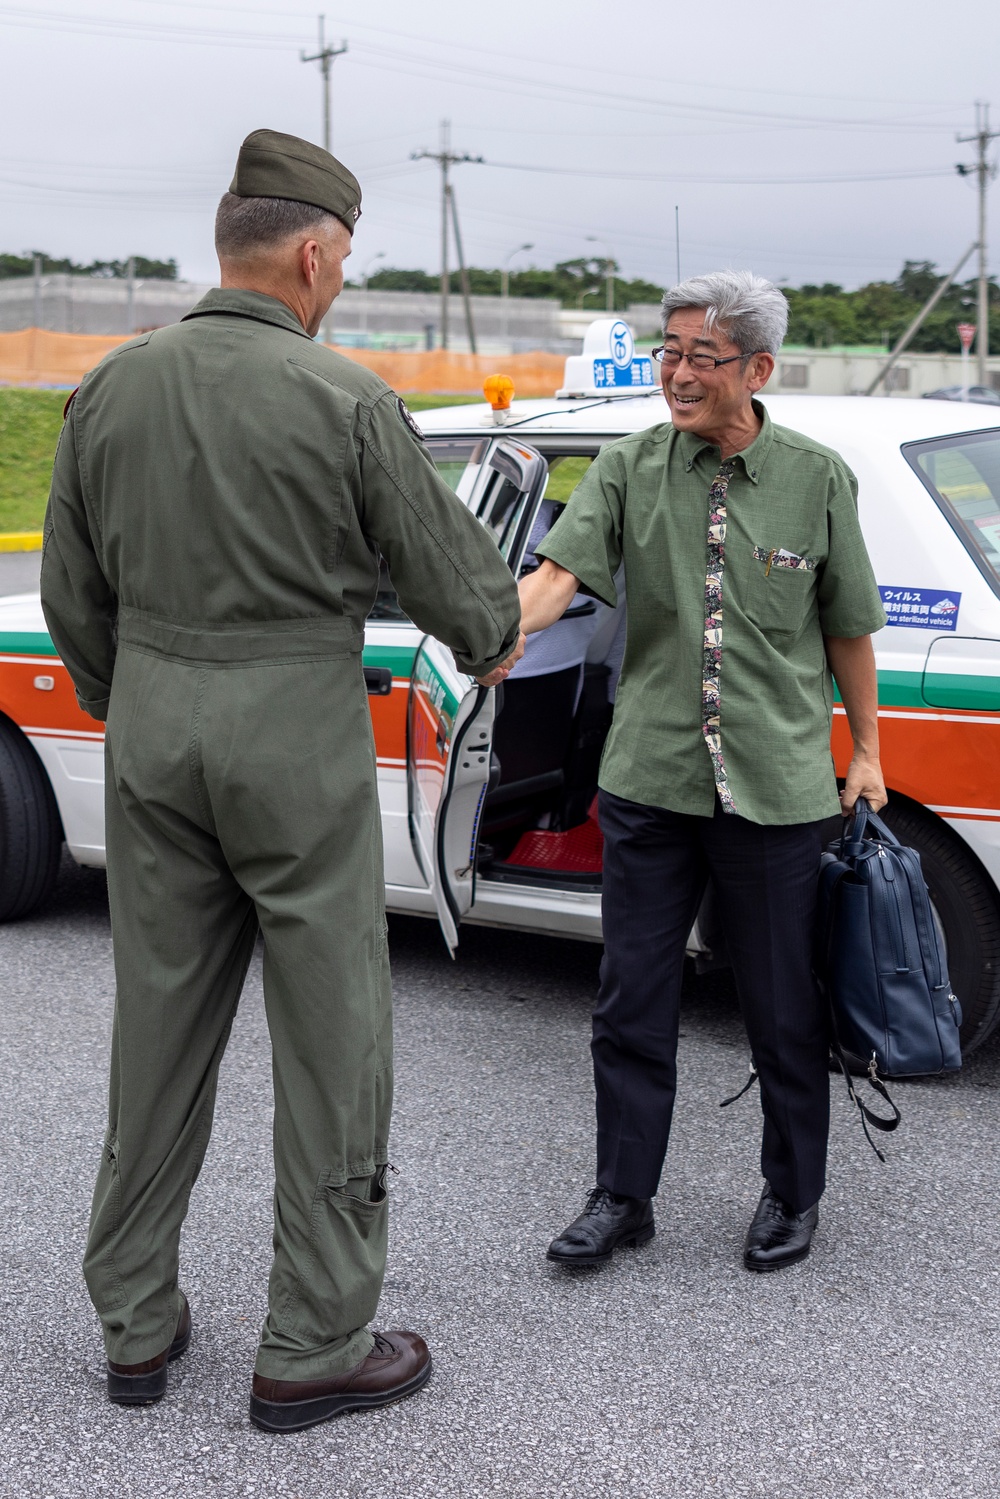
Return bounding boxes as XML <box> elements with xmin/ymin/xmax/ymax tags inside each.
<box><xmin>396</xmin><ymin>397</ymin><xmax>425</xmax><ymax>442</ymax></box>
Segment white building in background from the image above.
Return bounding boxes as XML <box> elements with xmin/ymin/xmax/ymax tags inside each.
<box><xmin>761</xmin><ymin>345</ymin><xmax>1000</xmax><ymax>399</ymax></box>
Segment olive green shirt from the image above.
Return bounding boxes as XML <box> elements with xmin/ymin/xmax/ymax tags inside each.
<box><xmin>535</xmin><ymin>403</ymin><xmax>886</xmax><ymax>825</ymax></box>
<box><xmin>41</xmin><ymin>288</ymin><xmax>520</xmax><ymax>718</ymax></box>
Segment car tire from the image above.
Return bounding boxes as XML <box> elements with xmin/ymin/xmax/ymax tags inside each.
<box><xmin>0</xmin><ymin>717</ymin><xmax>63</xmax><ymax>922</ymax></box>
<box><xmin>881</xmin><ymin>796</ymin><xmax>1000</xmax><ymax>1055</ymax></box>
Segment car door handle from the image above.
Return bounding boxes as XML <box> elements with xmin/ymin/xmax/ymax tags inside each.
<box><xmin>364</xmin><ymin>667</ymin><xmax>393</xmax><ymax>696</ymax></box>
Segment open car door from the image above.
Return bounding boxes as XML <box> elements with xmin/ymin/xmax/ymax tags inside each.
<box><xmin>407</xmin><ymin>439</ymin><xmax>548</xmax><ymax>952</ymax></box>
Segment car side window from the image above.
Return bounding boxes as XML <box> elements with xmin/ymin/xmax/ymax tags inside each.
<box><xmin>516</xmin><ymin>455</ymin><xmax>594</xmax><ymax>580</ymax></box>
<box><xmin>545</xmin><ymin>455</ymin><xmax>593</xmax><ymax>505</ymax></box>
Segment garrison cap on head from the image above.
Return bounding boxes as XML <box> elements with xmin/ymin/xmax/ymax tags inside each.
<box><xmin>229</xmin><ymin>129</ymin><xmax>362</xmax><ymax>233</ymax></box>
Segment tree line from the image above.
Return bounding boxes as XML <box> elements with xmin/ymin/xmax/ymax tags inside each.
<box><xmin>0</xmin><ymin>252</ymin><xmax>178</xmax><ymax>280</ymax></box>
<box><xmin>354</xmin><ymin>257</ymin><xmax>1000</xmax><ymax>354</ymax></box>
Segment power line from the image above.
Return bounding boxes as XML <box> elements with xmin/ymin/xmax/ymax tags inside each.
<box><xmin>349</xmin><ymin>42</ymin><xmax>956</xmax><ymax>133</ymax></box>
<box><xmin>118</xmin><ymin>1</ymin><xmax>976</xmax><ymax>115</ymax></box>
<box><xmin>482</xmin><ymin>160</ymin><xmax>956</xmax><ymax>186</ymax></box>
<box><xmin>0</xmin><ymin>6</ymin><xmax>970</xmax><ymax>133</ymax></box>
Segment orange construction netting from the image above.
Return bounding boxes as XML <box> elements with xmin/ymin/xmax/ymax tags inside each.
<box><xmin>0</xmin><ymin>328</ymin><xmax>567</xmax><ymax>397</ymax></box>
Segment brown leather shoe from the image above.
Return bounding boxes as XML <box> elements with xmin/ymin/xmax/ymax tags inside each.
<box><xmin>249</xmin><ymin>1329</ymin><xmax>432</xmax><ymax>1432</ymax></box>
<box><xmin>106</xmin><ymin>1292</ymin><xmax>192</xmax><ymax>1406</ymax></box>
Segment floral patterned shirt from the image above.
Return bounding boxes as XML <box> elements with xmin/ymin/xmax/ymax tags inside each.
<box><xmin>535</xmin><ymin>403</ymin><xmax>886</xmax><ymax>825</ymax></box>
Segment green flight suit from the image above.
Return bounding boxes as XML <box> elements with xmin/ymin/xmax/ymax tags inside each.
<box><xmin>40</xmin><ymin>288</ymin><xmax>520</xmax><ymax>1379</ymax></box>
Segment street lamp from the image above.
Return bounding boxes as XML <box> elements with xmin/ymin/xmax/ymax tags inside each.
<box><xmin>501</xmin><ymin>242</ymin><xmax>533</xmax><ymax>346</ymax></box>
<box><xmin>360</xmin><ymin>251</ymin><xmax>385</xmax><ymax>345</ymax></box>
<box><xmin>586</xmin><ymin>236</ymin><xmax>615</xmax><ymax>313</ymax></box>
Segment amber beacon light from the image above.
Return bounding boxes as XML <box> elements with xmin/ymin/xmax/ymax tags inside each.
<box><xmin>483</xmin><ymin>373</ymin><xmax>515</xmax><ymax>424</ymax></box>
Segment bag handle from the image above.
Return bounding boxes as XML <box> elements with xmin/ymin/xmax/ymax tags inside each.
<box><xmin>840</xmin><ymin>796</ymin><xmax>900</xmax><ymax>857</ymax></box>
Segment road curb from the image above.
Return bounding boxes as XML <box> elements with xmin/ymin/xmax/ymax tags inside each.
<box><xmin>0</xmin><ymin>533</ymin><xmax>43</xmax><ymax>552</ymax></box>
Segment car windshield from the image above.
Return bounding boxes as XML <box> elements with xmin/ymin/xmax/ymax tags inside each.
<box><xmin>903</xmin><ymin>429</ymin><xmax>1000</xmax><ymax>596</ymax></box>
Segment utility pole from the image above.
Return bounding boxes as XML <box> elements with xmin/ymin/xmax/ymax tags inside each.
<box><xmin>411</xmin><ymin>121</ymin><xmax>483</xmax><ymax>350</ymax></box>
<box><xmin>301</xmin><ymin>15</ymin><xmax>347</xmax><ymax>155</ymax></box>
<box><xmin>957</xmin><ymin>101</ymin><xmax>999</xmax><ymax>384</ymax></box>
<box><xmin>126</xmin><ymin>255</ymin><xmax>136</xmax><ymax>334</ymax></box>
<box><xmin>302</xmin><ymin>15</ymin><xmax>347</xmax><ymax>346</ymax></box>
<box><xmin>449</xmin><ymin>186</ymin><xmax>477</xmax><ymax>354</ymax></box>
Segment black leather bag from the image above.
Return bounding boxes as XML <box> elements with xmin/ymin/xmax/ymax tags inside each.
<box><xmin>818</xmin><ymin>800</ymin><xmax>962</xmax><ymax>1080</ymax></box>
<box><xmin>725</xmin><ymin>800</ymin><xmax>959</xmax><ymax>1159</ymax></box>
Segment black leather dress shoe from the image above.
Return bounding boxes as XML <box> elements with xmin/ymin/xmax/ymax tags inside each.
<box><xmin>547</xmin><ymin>1187</ymin><xmax>654</xmax><ymax>1267</ymax></box>
<box><xmin>107</xmin><ymin>1293</ymin><xmax>192</xmax><ymax>1406</ymax></box>
<box><xmin>743</xmin><ymin>1185</ymin><xmax>819</xmax><ymax>1272</ymax></box>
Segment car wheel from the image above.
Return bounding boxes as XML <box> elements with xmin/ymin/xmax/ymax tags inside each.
<box><xmin>882</xmin><ymin>796</ymin><xmax>1000</xmax><ymax>1055</ymax></box>
<box><xmin>0</xmin><ymin>717</ymin><xmax>63</xmax><ymax>922</ymax></box>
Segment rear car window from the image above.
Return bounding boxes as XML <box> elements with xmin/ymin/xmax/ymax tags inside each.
<box><xmin>368</xmin><ymin>438</ymin><xmax>484</xmax><ymax>622</ymax></box>
<box><xmin>903</xmin><ymin>430</ymin><xmax>1000</xmax><ymax>597</ymax></box>
<box><xmin>429</xmin><ymin>438</ymin><xmax>482</xmax><ymax>493</ymax></box>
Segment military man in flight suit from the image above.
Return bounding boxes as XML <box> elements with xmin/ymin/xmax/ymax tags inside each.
<box><xmin>41</xmin><ymin>129</ymin><xmax>522</xmax><ymax>1433</ymax></box>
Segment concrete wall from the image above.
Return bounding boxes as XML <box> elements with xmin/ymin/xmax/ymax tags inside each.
<box><xmin>559</xmin><ymin>303</ymin><xmax>662</xmax><ymax>341</ymax></box>
<box><xmin>0</xmin><ymin>274</ymin><xmax>572</xmax><ymax>352</ymax></box>
<box><xmin>0</xmin><ymin>275</ymin><xmax>210</xmax><ymax>336</ymax></box>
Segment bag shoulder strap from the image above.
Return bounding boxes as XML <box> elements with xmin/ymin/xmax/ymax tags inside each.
<box><xmin>829</xmin><ymin>1029</ymin><xmax>901</xmax><ymax>1162</ymax></box>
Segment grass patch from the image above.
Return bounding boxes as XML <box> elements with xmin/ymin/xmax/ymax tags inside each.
<box><xmin>403</xmin><ymin>394</ymin><xmax>482</xmax><ymax>411</ymax></box>
<box><xmin>0</xmin><ymin>388</ymin><xmax>65</xmax><ymax>532</ymax></box>
<box><xmin>0</xmin><ymin>388</ymin><xmax>481</xmax><ymax>534</ymax></box>
<box><xmin>546</xmin><ymin>455</ymin><xmax>593</xmax><ymax>504</ymax></box>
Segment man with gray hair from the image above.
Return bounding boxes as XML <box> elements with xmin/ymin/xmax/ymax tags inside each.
<box><xmin>518</xmin><ymin>270</ymin><xmax>886</xmax><ymax>1273</ymax></box>
<box><xmin>41</xmin><ymin>129</ymin><xmax>521</xmax><ymax>1429</ymax></box>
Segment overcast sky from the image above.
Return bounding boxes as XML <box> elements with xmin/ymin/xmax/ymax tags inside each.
<box><xmin>2</xmin><ymin>0</ymin><xmax>999</xmax><ymax>292</ymax></box>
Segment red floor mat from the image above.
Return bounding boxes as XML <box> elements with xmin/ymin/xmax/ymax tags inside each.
<box><xmin>502</xmin><ymin>814</ymin><xmax>604</xmax><ymax>874</ymax></box>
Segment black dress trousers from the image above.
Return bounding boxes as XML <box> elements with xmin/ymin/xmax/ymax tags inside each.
<box><xmin>592</xmin><ymin>789</ymin><xmax>830</xmax><ymax>1213</ymax></box>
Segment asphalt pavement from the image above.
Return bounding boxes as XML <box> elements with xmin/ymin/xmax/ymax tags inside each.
<box><xmin>1</xmin><ymin>852</ymin><xmax>999</xmax><ymax>1499</ymax></box>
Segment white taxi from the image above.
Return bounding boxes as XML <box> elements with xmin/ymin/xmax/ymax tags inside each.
<box><xmin>1</xmin><ymin>320</ymin><xmax>999</xmax><ymax>1052</ymax></box>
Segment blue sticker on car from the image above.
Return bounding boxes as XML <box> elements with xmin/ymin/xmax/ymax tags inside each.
<box><xmin>879</xmin><ymin>586</ymin><xmax>961</xmax><ymax>630</ymax></box>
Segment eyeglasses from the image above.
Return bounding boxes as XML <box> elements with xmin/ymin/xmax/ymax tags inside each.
<box><xmin>651</xmin><ymin>346</ymin><xmax>764</xmax><ymax>371</ymax></box>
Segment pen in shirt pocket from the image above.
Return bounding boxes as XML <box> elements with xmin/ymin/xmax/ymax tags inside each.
<box><xmin>755</xmin><ymin>546</ymin><xmax>815</xmax><ymax>575</ymax></box>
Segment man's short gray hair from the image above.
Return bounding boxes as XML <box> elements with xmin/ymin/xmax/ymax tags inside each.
<box><xmin>214</xmin><ymin>192</ymin><xmax>339</xmax><ymax>260</ymax></box>
<box><xmin>661</xmin><ymin>270</ymin><xmax>788</xmax><ymax>357</ymax></box>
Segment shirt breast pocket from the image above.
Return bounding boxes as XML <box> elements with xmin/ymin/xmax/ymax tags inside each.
<box><xmin>744</xmin><ymin>546</ymin><xmax>817</xmax><ymax>636</ymax></box>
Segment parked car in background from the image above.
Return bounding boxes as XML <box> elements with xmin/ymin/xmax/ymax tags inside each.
<box><xmin>2</xmin><ymin>320</ymin><xmax>1000</xmax><ymax>1052</ymax></box>
<box><xmin>924</xmin><ymin>385</ymin><xmax>1000</xmax><ymax>406</ymax></box>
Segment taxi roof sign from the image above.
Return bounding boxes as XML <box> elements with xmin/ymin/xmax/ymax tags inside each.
<box><xmin>557</xmin><ymin>318</ymin><xmax>656</xmax><ymax>399</ymax></box>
